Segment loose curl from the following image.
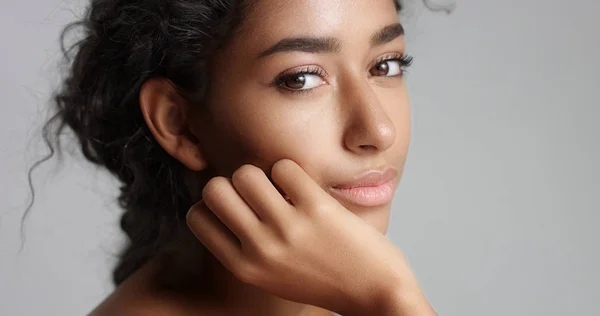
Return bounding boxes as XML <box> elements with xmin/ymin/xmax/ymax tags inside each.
<box><xmin>28</xmin><ymin>0</ymin><xmax>411</xmax><ymax>286</ymax></box>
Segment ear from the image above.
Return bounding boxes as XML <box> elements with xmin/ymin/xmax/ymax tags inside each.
<box><xmin>139</xmin><ymin>77</ymin><xmax>208</xmax><ymax>171</ymax></box>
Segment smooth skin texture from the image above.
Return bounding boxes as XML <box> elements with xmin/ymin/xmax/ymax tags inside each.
<box><xmin>91</xmin><ymin>0</ymin><xmax>435</xmax><ymax>315</ymax></box>
<box><xmin>188</xmin><ymin>160</ymin><xmax>433</xmax><ymax>316</ymax></box>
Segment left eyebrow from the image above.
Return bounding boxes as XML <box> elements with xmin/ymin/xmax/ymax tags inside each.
<box><xmin>257</xmin><ymin>23</ymin><xmax>405</xmax><ymax>59</ymax></box>
<box><xmin>370</xmin><ymin>23</ymin><xmax>405</xmax><ymax>47</ymax></box>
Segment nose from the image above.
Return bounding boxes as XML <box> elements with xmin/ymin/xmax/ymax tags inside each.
<box><xmin>340</xmin><ymin>78</ymin><xmax>396</xmax><ymax>155</ymax></box>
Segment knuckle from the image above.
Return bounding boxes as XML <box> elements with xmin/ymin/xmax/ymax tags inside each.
<box><xmin>232</xmin><ymin>164</ymin><xmax>260</xmax><ymax>186</ymax></box>
<box><xmin>256</xmin><ymin>242</ymin><xmax>285</xmax><ymax>263</ymax></box>
<box><xmin>271</xmin><ymin>159</ymin><xmax>292</xmax><ymax>182</ymax></box>
<box><xmin>311</xmin><ymin>204</ymin><xmax>327</xmax><ymax>217</ymax></box>
<box><xmin>185</xmin><ymin>203</ymin><xmax>203</xmax><ymax>225</ymax></box>
<box><xmin>281</xmin><ymin>223</ymin><xmax>306</xmax><ymax>245</ymax></box>
<box><xmin>202</xmin><ymin>176</ymin><xmax>229</xmax><ymax>201</ymax></box>
<box><xmin>310</xmin><ymin>200</ymin><xmax>333</xmax><ymax>217</ymax></box>
<box><xmin>232</xmin><ymin>261</ymin><xmax>259</xmax><ymax>284</ymax></box>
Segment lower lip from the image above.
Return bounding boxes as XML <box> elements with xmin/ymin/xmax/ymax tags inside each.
<box><xmin>329</xmin><ymin>180</ymin><xmax>395</xmax><ymax>207</ymax></box>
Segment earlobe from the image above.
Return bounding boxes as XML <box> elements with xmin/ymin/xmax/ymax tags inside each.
<box><xmin>139</xmin><ymin>78</ymin><xmax>208</xmax><ymax>171</ymax></box>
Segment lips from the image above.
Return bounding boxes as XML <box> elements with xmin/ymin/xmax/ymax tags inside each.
<box><xmin>333</xmin><ymin>168</ymin><xmax>398</xmax><ymax>189</ymax></box>
<box><xmin>329</xmin><ymin>167</ymin><xmax>398</xmax><ymax>207</ymax></box>
<box><xmin>275</xmin><ymin>166</ymin><xmax>398</xmax><ymax>207</ymax></box>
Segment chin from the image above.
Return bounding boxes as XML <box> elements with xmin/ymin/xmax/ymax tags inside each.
<box><xmin>345</xmin><ymin>202</ymin><xmax>392</xmax><ymax>234</ymax></box>
<box><xmin>363</xmin><ymin>208</ymin><xmax>391</xmax><ymax>234</ymax></box>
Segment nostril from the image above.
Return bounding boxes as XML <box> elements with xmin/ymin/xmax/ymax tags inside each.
<box><xmin>358</xmin><ymin>144</ymin><xmax>377</xmax><ymax>150</ymax></box>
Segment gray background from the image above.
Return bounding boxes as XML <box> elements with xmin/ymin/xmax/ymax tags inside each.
<box><xmin>1</xmin><ymin>0</ymin><xmax>598</xmax><ymax>315</ymax></box>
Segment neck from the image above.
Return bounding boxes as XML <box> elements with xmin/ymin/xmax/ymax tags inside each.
<box><xmin>152</xmin><ymin>229</ymin><xmax>333</xmax><ymax>316</ymax></box>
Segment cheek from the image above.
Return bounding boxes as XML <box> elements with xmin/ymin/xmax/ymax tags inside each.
<box><xmin>382</xmin><ymin>85</ymin><xmax>411</xmax><ymax>144</ymax></box>
<box><xmin>200</xmin><ymin>97</ymin><xmax>337</xmax><ymax>178</ymax></box>
<box><xmin>395</xmin><ymin>99</ymin><xmax>411</xmax><ymax>152</ymax></box>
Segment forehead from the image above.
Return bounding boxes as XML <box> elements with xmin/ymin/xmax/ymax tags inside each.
<box><xmin>237</xmin><ymin>0</ymin><xmax>400</xmax><ymax>47</ymax></box>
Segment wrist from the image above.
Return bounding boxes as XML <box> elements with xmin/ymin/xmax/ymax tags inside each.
<box><xmin>374</xmin><ymin>285</ymin><xmax>437</xmax><ymax>316</ymax></box>
<box><xmin>337</xmin><ymin>281</ymin><xmax>435</xmax><ymax>316</ymax></box>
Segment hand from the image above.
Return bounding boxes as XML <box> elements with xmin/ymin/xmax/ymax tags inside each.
<box><xmin>186</xmin><ymin>159</ymin><xmax>432</xmax><ymax>315</ymax></box>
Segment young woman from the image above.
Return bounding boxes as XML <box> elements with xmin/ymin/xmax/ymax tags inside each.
<box><xmin>43</xmin><ymin>0</ymin><xmax>438</xmax><ymax>314</ymax></box>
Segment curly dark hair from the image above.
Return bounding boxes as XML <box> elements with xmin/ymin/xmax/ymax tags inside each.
<box><xmin>28</xmin><ymin>0</ymin><xmax>409</xmax><ymax>286</ymax></box>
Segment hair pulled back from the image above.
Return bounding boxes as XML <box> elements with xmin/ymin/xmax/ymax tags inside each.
<box><xmin>35</xmin><ymin>0</ymin><xmax>406</xmax><ymax>286</ymax></box>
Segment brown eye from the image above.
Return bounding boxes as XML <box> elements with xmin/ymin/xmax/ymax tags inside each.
<box><xmin>284</xmin><ymin>74</ymin><xmax>306</xmax><ymax>89</ymax></box>
<box><xmin>370</xmin><ymin>62</ymin><xmax>390</xmax><ymax>76</ymax></box>
<box><xmin>275</xmin><ymin>70</ymin><xmax>326</xmax><ymax>92</ymax></box>
<box><xmin>370</xmin><ymin>59</ymin><xmax>403</xmax><ymax>77</ymax></box>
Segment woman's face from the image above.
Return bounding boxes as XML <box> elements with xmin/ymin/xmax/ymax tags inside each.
<box><xmin>192</xmin><ymin>0</ymin><xmax>410</xmax><ymax>234</ymax></box>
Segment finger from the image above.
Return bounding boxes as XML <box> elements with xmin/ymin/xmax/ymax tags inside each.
<box><xmin>186</xmin><ymin>200</ymin><xmax>242</xmax><ymax>269</ymax></box>
<box><xmin>202</xmin><ymin>176</ymin><xmax>262</xmax><ymax>242</ymax></box>
<box><xmin>231</xmin><ymin>164</ymin><xmax>293</xmax><ymax>225</ymax></box>
<box><xmin>270</xmin><ymin>159</ymin><xmax>326</xmax><ymax>208</ymax></box>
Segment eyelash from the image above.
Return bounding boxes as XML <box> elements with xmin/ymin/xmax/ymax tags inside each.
<box><xmin>375</xmin><ymin>53</ymin><xmax>414</xmax><ymax>73</ymax></box>
<box><xmin>272</xmin><ymin>66</ymin><xmax>328</xmax><ymax>95</ymax></box>
<box><xmin>272</xmin><ymin>53</ymin><xmax>414</xmax><ymax>95</ymax></box>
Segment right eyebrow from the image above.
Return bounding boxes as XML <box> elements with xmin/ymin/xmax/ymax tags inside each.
<box><xmin>257</xmin><ymin>37</ymin><xmax>342</xmax><ymax>59</ymax></box>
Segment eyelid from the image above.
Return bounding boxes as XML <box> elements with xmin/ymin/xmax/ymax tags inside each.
<box><xmin>270</xmin><ymin>52</ymin><xmax>413</xmax><ymax>95</ymax></box>
<box><xmin>369</xmin><ymin>52</ymin><xmax>414</xmax><ymax>79</ymax></box>
<box><xmin>271</xmin><ymin>65</ymin><xmax>329</xmax><ymax>86</ymax></box>
<box><xmin>271</xmin><ymin>65</ymin><xmax>329</xmax><ymax>95</ymax></box>
<box><xmin>370</xmin><ymin>52</ymin><xmax>406</xmax><ymax>69</ymax></box>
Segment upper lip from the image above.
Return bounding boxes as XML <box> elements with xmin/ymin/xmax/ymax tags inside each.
<box><xmin>332</xmin><ymin>167</ymin><xmax>398</xmax><ymax>189</ymax></box>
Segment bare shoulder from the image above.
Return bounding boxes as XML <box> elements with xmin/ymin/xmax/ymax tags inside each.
<box><xmin>89</xmin><ymin>293</ymin><xmax>186</xmax><ymax>316</ymax></box>
<box><xmin>88</xmin><ymin>281</ymin><xmax>220</xmax><ymax>316</ymax></box>
<box><xmin>88</xmin><ymin>262</ymin><xmax>216</xmax><ymax>316</ymax></box>
<box><xmin>88</xmin><ymin>279</ymin><xmax>192</xmax><ymax>316</ymax></box>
